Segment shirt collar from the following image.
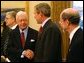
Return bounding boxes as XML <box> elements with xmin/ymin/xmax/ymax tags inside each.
<box><xmin>41</xmin><ymin>17</ymin><xmax>51</xmax><ymax>27</ymax></box>
<box><xmin>19</xmin><ymin>27</ymin><xmax>28</xmax><ymax>40</ymax></box>
<box><xmin>69</xmin><ymin>26</ymin><xmax>80</xmax><ymax>44</ymax></box>
<box><xmin>19</xmin><ymin>27</ymin><xmax>28</xmax><ymax>33</ymax></box>
<box><xmin>11</xmin><ymin>24</ymin><xmax>17</xmax><ymax>30</ymax></box>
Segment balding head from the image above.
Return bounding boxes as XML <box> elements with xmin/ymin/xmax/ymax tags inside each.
<box><xmin>16</xmin><ymin>11</ymin><xmax>28</xmax><ymax>30</ymax></box>
<box><xmin>61</xmin><ymin>8</ymin><xmax>79</xmax><ymax>14</ymax></box>
<box><xmin>60</xmin><ymin>8</ymin><xmax>80</xmax><ymax>25</ymax></box>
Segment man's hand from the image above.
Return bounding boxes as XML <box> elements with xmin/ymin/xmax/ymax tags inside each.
<box><xmin>23</xmin><ymin>49</ymin><xmax>34</xmax><ymax>60</ymax></box>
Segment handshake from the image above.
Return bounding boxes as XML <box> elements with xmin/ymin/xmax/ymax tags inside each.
<box><xmin>21</xmin><ymin>49</ymin><xmax>34</xmax><ymax>60</ymax></box>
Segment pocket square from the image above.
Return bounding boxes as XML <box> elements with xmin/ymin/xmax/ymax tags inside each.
<box><xmin>30</xmin><ymin>39</ymin><xmax>35</xmax><ymax>42</ymax></box>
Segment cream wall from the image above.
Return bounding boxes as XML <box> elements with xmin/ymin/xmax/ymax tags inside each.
<box><xmin>29</xmin><ymin>1</ymin><xmax>51</xmax><ymax>31</ymax></box>
<box><xmin>1</xmin><ymin>1</ymin><xmax>26</xmax><ymax>8</ymax></box>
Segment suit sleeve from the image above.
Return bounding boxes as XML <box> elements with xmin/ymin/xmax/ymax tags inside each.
<box><xmin>7</xmin><ymin>31</ymin><xmax>23</xmax><ymax>61</ymax></box>
<box><xmin>42</xmin><ymin>27</ymin><xmax>62</xmax><ymax>62</ymax></box>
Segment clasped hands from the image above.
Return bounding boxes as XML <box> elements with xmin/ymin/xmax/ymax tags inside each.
<box><xmin>21</xmin><ymin>49</ymin><xmax>34</xmax><ymax>60</ymax></box>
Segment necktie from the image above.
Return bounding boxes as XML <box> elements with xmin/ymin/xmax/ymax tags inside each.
<box><xmin>20</xmin><ymin>32</ymin><xmax>25</xmax><ymax>48</ymax></box>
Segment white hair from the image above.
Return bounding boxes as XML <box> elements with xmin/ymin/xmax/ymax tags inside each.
<box><xmin>16</xmin><ymin>11</ymin><xmax>26</xmax><ymax>16</ymax></box>
<box><xmin>16</xmin><ymin>11</ymin><xmax>28</xmax><ymax>21</ymax></box>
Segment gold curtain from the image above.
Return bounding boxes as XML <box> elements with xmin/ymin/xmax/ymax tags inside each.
<box><xmin>25</xmin><ymin>1</ymin><xmax>29</xmax><ymax>24</ymax></box>
<box><xmin>25</xmin><ymin>1</ymin><xmax>29</xmax><ymax>16</ymax></box>
<box><xmin>51</xmin><ymin>1</ymin><xmax>72</xmax><ymax>62</ymax></box>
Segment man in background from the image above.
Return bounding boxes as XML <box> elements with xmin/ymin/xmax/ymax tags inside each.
<box><xmin>5</xmin><ymin>11</ymin><xmax>17</xmax><ymax>30</ymax></box>
<box><xmin>59</xmin><ymin>8</ymin><xmax>83</xmax><ymax>62</ymax></box>
<box><xmin>1</xmin><ymin>11</ymin><xmax>17</xmax><ymax>62</ymax></box>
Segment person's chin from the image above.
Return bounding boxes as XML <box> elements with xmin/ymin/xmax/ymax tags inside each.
<box><xmin>21</xmin><ymin>27</ymin><xmax>27</xmax><ymax>30</ymax></box>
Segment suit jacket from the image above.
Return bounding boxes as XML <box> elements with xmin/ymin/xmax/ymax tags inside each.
<box><xmin>1</xmin><ymin>26</ymin><xmax>12</xmax><ymax>56</ymax></box>
<box><xmin>66</xmin><ymin>28</ymin><xmax>83</xmax><ymax>62</ymax></box>
<box><xmin>34</xmin><ymin>19</ymin><xmax>62</xmax><ymax>62</ymax></box>
<box><xmin>7</xmin><ymin>26</ymin><xmax>38</xmax><ymax>62</ymax></box>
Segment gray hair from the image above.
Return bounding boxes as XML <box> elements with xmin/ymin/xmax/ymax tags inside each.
<box><xmin>16</xmin><ymin>11</ymin><xmax>28</xmax><ymax>21</ymax></box>
<box><xmin>35</xmin><ymin>3</ymin><xmax>51</xmax><ymax>17</ymax></box>
<box><xmin>6</xmin><ymin>11</ymin><xmax>16</xmax><ymax>20</ymax></box>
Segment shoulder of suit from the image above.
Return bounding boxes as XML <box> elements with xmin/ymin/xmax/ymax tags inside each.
<box><xmin>28</xmin><ymin>27</ymin><xmax>38</xmax><ymax>33</ymax></box>
<box><xmin>44</xmin><ymin>21</ymin><xmax>61</xmax><ymax>34</ymax></box>
<box><xmin>48</xmin><ymin>21</ymin><xmax>59</xmax><ymax>29</ymax></box>
<box><xmin>9</xmin><ymin>26</ymin><xmax>19</xmax><ymax>34</ymax></box>
<box><xmin>75</xmin><ymin>28</ymin><xmax>83</xmax><ymax>37</ymax></box>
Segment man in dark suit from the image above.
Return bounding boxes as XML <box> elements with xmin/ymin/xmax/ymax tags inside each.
<box><xmin>1</xmin><ymin>11</ymin><xmax>17</xmax><ymax>59</ymax></box>
<box><xmin>7</xmin><ymin>11</ymin><xmax>38</xmax><ymax>62</ymax></box>
<box><xmin>1</xmin><ymin>11</ymin><xmax>17</xmax><ymax>62</ymax></box>
<box><xmin>59</xmin><ymin>8</ymin><xmax>83</xmax><ymax>62</ymax></box>
<box><xmin>33</xmin><ymin>3</ymin><xmax>62</xmax><ymax>62</ymax></box>
<box><xmin>1</xmin><ymin>22</ymin><xmax>12</xmax><ymax>55</ymax></box>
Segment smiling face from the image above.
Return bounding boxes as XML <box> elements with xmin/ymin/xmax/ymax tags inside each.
<box><xmin>16</xmin><ymin>11</ymin><xmax>28</xmax><ymax>30</ymax></box>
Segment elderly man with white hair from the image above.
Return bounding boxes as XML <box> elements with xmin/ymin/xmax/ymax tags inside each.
<box><xmin>7</xmin><ymin>11</ymin><xmax>38</xmax><ymax>62</ymax></box>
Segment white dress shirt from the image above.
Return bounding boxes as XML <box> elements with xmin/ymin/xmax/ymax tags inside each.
<box><xmin>11</xmin><ymin>24</ymin><xmax>17</xmax><ymax>30</ymax></box>
<box><xmin>19</xmin><ymin>27</ymin><xmax>28</xmax><ymax>58</ymax></box>
<box><xmin>69</xmin><ymin>26</ymin><xmax>80</xmax><ymax>44</ymax></box>
<box><xmin>19</xmin><ymin>27</ymin><xmax>28</xmax><ymax>41</ymax></box>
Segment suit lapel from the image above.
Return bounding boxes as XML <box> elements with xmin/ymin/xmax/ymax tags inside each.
<box><xmin>15</xmin><ymin>26</ymin><xmax>23</xmax><ymax>48</ymax></box>
<box><xmin>43</xmin><ymin>19</ymin><xmax>51</xmax><ymax>30</ymax></box>
<box><xmin>25</xmin><ymin>30</ymin><xmax>28</xmax><ymax>48</ymax></box>
<box><xmin>38</xmin><ymin>19</ymin><xmax>51</xmax><ymax>39</ymax></box>
<box><xmin>69</xmin><ymin>28</ymin><xmax>82</xmax><ymax>50</ymax></box>
<box><xmin>24</xmin><ymin>27</ymin><xmax>31</xmax><ymax>49</ymax></box>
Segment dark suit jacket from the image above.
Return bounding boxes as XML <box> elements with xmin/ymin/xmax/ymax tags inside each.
<box><xmin>1</xmin><ymin>26</ymin><xmax>12</xmax><ymax>56</ymax></box>
<box><xmin>7</xmin><ymin>26</ymin><xmax>38</xmax><ymax>62</ymax></box>
<box><xmin>34</xmin><ymin>19</ymin><xmax>62</xmax><ymax>62</ymax></box>
<box><xmin>66</xmin><ymin>28</ymin><xmax>83</xmax><ymax>62</ymax></box>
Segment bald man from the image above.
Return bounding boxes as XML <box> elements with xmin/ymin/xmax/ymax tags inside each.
<box><xmin>59</xmin><ymin>8</ymin><xmax>83</xmax><ymax>62</ymax></box>
<box><xmin>7</xmin><ymin>11</ymin><xmax>38</xmax><ymax>62</ymax></box>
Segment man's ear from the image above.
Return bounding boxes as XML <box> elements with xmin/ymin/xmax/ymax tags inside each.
<box><xmin>39</xmin><ymin>12</ymin><xmax>43</xmax><ymax>17</ymax></box>
<box><xmin>66</xmin><ymin>19</ymin><xmax>70</xmax><ymax>26</ymax></box>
